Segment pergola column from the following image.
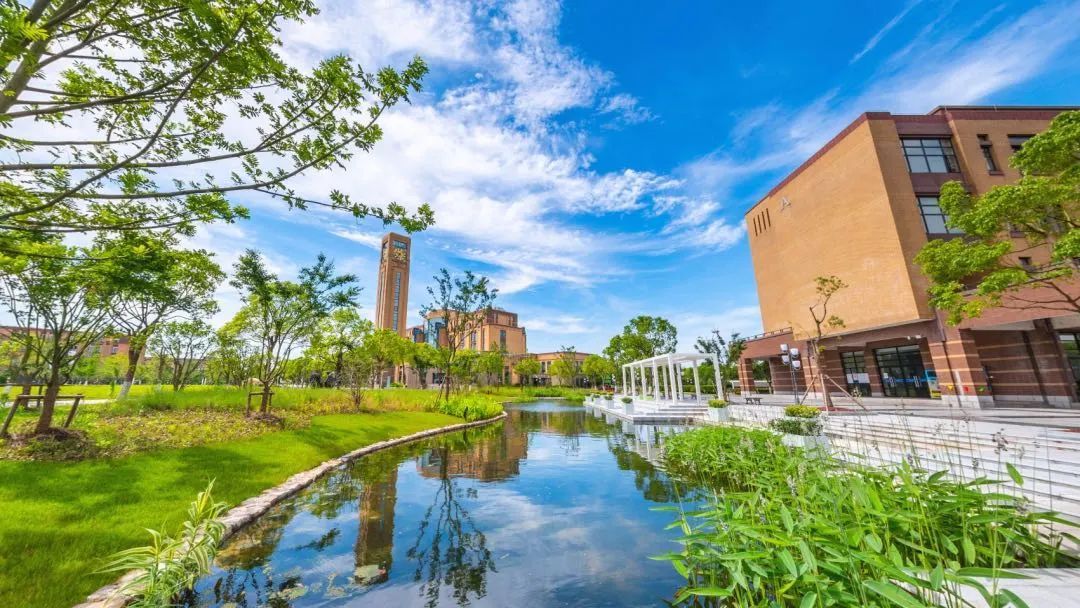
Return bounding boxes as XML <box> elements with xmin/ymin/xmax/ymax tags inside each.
<box><xmin>692</xmin><ymin>360</ymin><xmax>702</xmax><ymax>402</ymax></box>
<box><xmin>711</xmin><ymin>353</ymin><xmax>723</xmax><ymax>398</ymax></box>
<box><xmin>651</xmin><ymin>360</ymin><xmax>659</xmax><ymax>401</ymax></box>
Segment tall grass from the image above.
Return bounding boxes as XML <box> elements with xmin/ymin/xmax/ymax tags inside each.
<box><xmin>658</xmin><ymin>426</ymin><xmax>1076</xmax><ymax>607</ymax></box>
<box><xmin>433</xmin><ymin>394</ymin><xmax>504</xmax><ymax>421</ymax></box>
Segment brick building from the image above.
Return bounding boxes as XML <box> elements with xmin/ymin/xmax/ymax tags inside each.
<box><xmin>739</xmin><ymin>106</ymin><xmax>1080</xmax><ymax>408</ymax></box>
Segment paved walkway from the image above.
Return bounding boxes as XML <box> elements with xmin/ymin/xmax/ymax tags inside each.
<box><xmin>737</xmin><ymin>393</ymin><xmax>1080</xmax><ymax>429</ymax></box>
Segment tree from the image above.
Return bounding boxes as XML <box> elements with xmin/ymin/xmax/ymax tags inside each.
<box><xmin>420</xmin><ymin>269</ymin><xmax>497</xmax><ymax>401</ymax></box>
<box><xmin>363</xmin><ymin>329</ymin><xmax>412</xmax><ymax>388</ymax></box>
<box><xmin>0</xmin><ymin>239</ymin><xmax>119</xmax><ymax>434</ymax></box>
<box><xmin>580</xmin><ymin>354</ymin><xmax>616</xmax><ymax>389</ymax></box>
<box><xmin>603</xmin><ymin>316</ymin><xmax>677</xmax><ymax>365</ymax></box>
<box><xmin>105</xmin><ymin>232</ymin><xmax>223</xmax><ymax>399</ymax></box>
<box><xmin>916</xmin><ymin>111</ymin><xmax>1080</xmax><ymax>322</ymax></box>
<box><xmin>149</xmin><ymin>320</ymin><xmax>214</xmax><ymax>391</ymax></box>
<box><xmin>230</xmin><ymin>250</ymin><xmax>358</xmax><ymax>415</ymax></box>
<box><xmin>409</xmin><ymin>342</ymin><xmax>439</xmax><ymax>389</ymax></box>
<box><xmin>95</xmin><ymin>352</ymin><xmax>128</xmax><ymax>392</ymax></box>
<box><xmin>694</xmin><ymin>331</ymin><xmax>746</xmax><ymax>399</ymax></box>
<box><xmin>806</xmin><ymin>275</ymin><xmax>847</xmax><ymax>408</ymax></box>
<box><xmin>513</xmin><ymin>357</ymin><xmax>540</xmax><ymax>388</ymax></box>
<box><xmin>307</xmin><ymin>308</ymin><xmax>372</xmax><ymax>378</ymax></box>
<box><xmin>339</xmin><ymin>346</ymin><xmax>375</xmax><ymax>408</ymax></box>
<box><xmin>548</xmin><ymin>346</ymin><xmax>579</xmax><ymax>387</ymax></box>
<box><xmin>476</xmin><ymin>349</ymin><xmax>505</xmax><ymax>386</ymax></box>
<box><xmin>206</xmin><ymin>320</ymin><xmax>257</xmax><ymax>388</ymax></box>
<box><xmin>449</xmin><ymin>349</ymin><xmax>480</xmax><ymax>389</ymax></box>
<box><xmin>0</xmin><ymin>0</ymin><xmax>433</xmax><ymax>246</ymax></box>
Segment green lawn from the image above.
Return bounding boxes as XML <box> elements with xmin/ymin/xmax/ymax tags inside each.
<box><xmin>0</xmin><ymin>410</ymin><xmax>462</xmax><ymax>608</ymax></box>
<box><xmin>0</xmin><ymin>383</ymin><xmax>216</xmax><ymax>401</ymax></box>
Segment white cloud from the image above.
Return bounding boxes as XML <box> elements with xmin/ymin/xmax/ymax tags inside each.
<box><xmin>850</xmin><ymin>0</ymin><xmax>924</xmax><ymax>64</ymax></box>
<box><xmin>599</xmin><ymin>93</ymin><xmax>656</xmax><ymax>125</ymax></box>
<box><xmin>330</xmin><ymin>229</ymin><xmax>383</xmax><ymax>250</ymax></box>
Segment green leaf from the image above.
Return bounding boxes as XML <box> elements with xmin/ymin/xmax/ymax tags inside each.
<box><xmin>956</xmin><ymin>567</ymin><xmax>1032</xmax><ymax>580</ymax></box>
<box><xmin>962</xmin><ymin>536</ymin><xmax>976</xmax><ymax>563</ymax></box>
<box><xmin>689</xmin><ymin>587</ymin><xmax>732</xmax><ymax>598</ymax></box>
<box><xmin>930</xmin><ymin>564</ymin><xmax>944</xmax><ymax>590</ymax></box>
<box><xmin>998</xmin><ymin>588</ymin><xmax>1031</xmax><ymax>608</ymax></box>
<box><xmin>799</xmin><ymin>591</ymin><xmax>818</xmax><ymax>608</ymax></box>
<box><xmin>779</xmin><ymin>549</ymin><xmax>799</xmax><ymax>578</ymax></box>
<box><xmin>1006</xmin><ymin>462</ymin><xmax>1025</xmax><ymax>486</ymax></box>
<box><xmin>863</xmin><ymin>580</ymin><xmax>930</xmax><ymax>608</ymax></box>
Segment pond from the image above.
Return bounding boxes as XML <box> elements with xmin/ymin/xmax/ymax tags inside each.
<box><xmin>186</xmin><ymin>401</ymin><xmax>698</xmax><ymax>607</ymax></box>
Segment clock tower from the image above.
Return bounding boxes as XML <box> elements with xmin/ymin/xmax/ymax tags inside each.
<box><xmin>374</xmin><ymin>232</ymin><xmax>411</xmax><ymax>337</ymax></box>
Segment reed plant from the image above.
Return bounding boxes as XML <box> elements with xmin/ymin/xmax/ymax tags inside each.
<box><xmin>658</xmin><ymin>426</ymin><xmax>1076</xmax><ymax>607</ymax></box>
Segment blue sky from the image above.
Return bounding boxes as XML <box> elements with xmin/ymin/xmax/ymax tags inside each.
<box><xmin>197</xmin><ymin>0</ymin><xmax>1080</xmax><ymax>354</ymax></box>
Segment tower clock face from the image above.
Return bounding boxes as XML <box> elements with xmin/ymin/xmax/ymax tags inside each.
<box><xmin>392</xmin><ymin>249</ymin><xmax>407</xmax><ymax>262</ymax></box>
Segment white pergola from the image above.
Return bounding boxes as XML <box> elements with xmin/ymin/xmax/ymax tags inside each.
<box><xmin>620</xmin><ymin>352</ymin><xmax>722</xmax><ymax>403</ymax></box>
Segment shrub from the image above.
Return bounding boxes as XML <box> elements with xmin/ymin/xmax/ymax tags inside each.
<box><xmin>707</xmin><ymin>399</ymin><xmax>727</xmax><ymax>408</ymax></box>
<box><xmin>100</xmin><ymin>482</ymin><xmax>227</xmax><ymax>607</ymax></box>
<box><xmin>784</xmin><ymin>404</ymin><xmax>819</xmax><ymax>418</ymax></box>
<box><xmin>769</xmin><ymin>416</ymin><xmax>823</xmax><ymax>436</ymax></box>
<box><xmin>603</xmin><ymin>394</ymin><xmax>613</xmax><ymax>400</ymax></box>
<box><xmin>432</xmin><ymin>395</ymin><xmax>504</xmax><ymax>421</ymax></box>
<box><xmin>621</xmin><ymin>397</ymin><xmax>632</xmax><ymax>404</ymax></box>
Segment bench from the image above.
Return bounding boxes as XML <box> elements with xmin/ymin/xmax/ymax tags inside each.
<box><xmin>744</xmin><ymin>397</ymin><xmax>763</xmax><ymax>405</ymax></box>
<box><xmin>1</xmin><ymin>393</ymin><xmax>84</xmax><ymax>436</ymax></box>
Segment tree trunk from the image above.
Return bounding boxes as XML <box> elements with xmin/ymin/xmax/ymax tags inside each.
<box><xmin>260</xmin><ymin>384</ymin><xmax>272</xmax><ymax>414</ymax></box>
<box><xmin>34</xmin><ymin>367</ymin><xmax>62</xmax><ymax>434</ymax></box>
<box><xmin>116</xmin><ymin>346</ymin><xmax>142</xmax><ymax>400</ymax></box>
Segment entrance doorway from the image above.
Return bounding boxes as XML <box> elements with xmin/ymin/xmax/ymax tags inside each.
<box><xmin>874</xmin><ymin>345</ymin><xmax>930</xmax><ymax>398</ymax></box>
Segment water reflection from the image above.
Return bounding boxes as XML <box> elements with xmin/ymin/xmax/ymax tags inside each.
<box><xmin>188</xmin><ymin>401</ymin><xmax>696</xmax><ymax>608</ymax></box>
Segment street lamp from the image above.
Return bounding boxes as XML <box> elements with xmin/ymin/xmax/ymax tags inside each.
<box><xmin>781</xmin><ymin>345</ymin><xmax>801</xmax><ymax>402</ymax></box>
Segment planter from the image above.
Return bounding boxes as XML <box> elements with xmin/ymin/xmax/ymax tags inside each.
<box><xmin>707</xmin><ymin>408</ymin><xmax>730</xmax><ymax>423</ymax></box>
<box><xmin>624</xmin><ymin>401</ymin><xmax>635</xmax><ymax>414</ymax></box>
<box><xmin>781</xmin><ymin>433</ymin><xmax>829</xmax><ymax>450</ymax></box>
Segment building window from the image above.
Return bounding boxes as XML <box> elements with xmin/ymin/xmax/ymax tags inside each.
<box><xmin>392</xmin><ymin>271</ymin><xmax>401</xmax><ymax>331</ymax></box>
<box><xmin>917</xmin><ymin>195</ymin><xmax>963</xmax><ymax>235</ymax></box>
<box><xmin>901</xmin><ymin>138</ymin><xmax>960</xmax><ymax>173</ymax></box>
<box><xmin>470</xmin><ymin>331</ymin><xmax>477</xmax><ymax>349</ymax></box>
<box><xmin>977</xmin><ymin>134</ymin><xmax>999</xmax><ymax>172</ymax></box>
<box><xmin>499</xmin><ymin>329</ymin><xmax>507</xmax><ymax>350</ymax></box>
<box><xmin>1018</xmin><ymin>256</ymin><xmax>1034</xmax><ymax>270</ymax></box>
<box><xmin>1008</xmin><ymin>134</ymin><xmax>1033</xmax><ymax>153</ymax></box>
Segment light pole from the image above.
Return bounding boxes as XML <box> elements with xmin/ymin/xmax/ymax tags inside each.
<box><xmin>781</xmin><ymin>344</ymin><xmax>802</xmax><ymax>403</ymax></box>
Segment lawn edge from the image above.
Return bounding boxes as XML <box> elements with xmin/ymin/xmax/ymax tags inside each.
<box><xmin>73</xmin><ymin>410</ymin><xmax>509</xmax><ymax>608</ymax></box>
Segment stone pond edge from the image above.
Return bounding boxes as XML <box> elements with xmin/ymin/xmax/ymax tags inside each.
<box><xmin>73</xmin><ymin>410</ymin><xmax>509</xmax><ymax>608</ymax></box>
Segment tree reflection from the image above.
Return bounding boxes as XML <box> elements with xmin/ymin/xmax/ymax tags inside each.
<box><xmin>407</xmin><ymin>444</ymin><xmax>496</xmax><ymax>608</ymax></box>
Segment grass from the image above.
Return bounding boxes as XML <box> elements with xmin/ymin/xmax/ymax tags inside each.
<box><xmin>0</xmin><ymin>409</ymin><xmax>465</xmax><ymax>608</ymax></box>
<box><xmin>658</xmin><ymin>425</ymin><xmax>1077</xmax><ymax>607</ymax></box>
<box><xmin>0</xmin><ymin>384</ymin><xmax>217</xmax><ymax>402</ymax></box>
<box><xmin>479</xmin><ymin>385</ymin><xmax>590</xmax><ymax>404</ymax></box>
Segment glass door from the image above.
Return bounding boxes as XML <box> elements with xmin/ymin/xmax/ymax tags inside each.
<box><xmin>840</xmin><ymin>351</ymin><xmax>871</xmax><ymax>397</ymax></box>
<box><xmin>874</xmin><ymin>345</ymin><xmax>929</xmax><ymax>398</ymax></box>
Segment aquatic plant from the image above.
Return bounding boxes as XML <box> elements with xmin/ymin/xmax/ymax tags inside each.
<box><xmin>100</xmin><ymin>482</ymin><xmax>227</xmax><ymax>608</ymax></box>
<box><xmin>658</xmin><ymin>426</ymin><xmax>1076</xmax><ymax>607</ymax></box>
<box><xmin>432</xmin><ymin>395</ymin><xmax>504</xmax><ymax>421</ymax></box>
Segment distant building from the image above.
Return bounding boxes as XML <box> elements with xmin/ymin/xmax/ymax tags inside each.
<box><xmin>739</xmin><ymin>106</ymin><xmax>1080</xmax><ymax>408</ymax></box>
<box><xmin>510</xmin><ymin>350</ymin><xmax>593</xmax><ymax>387</ymax></box>
<box><xmin>422</xmin><ymin>308</ymin><xmax>527</xmax><ymax>354</ymax></box>
<box><xmin>374</xmin><ymin>232</ymin><xmax>411</xmax><ymax>337</ymax></box>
